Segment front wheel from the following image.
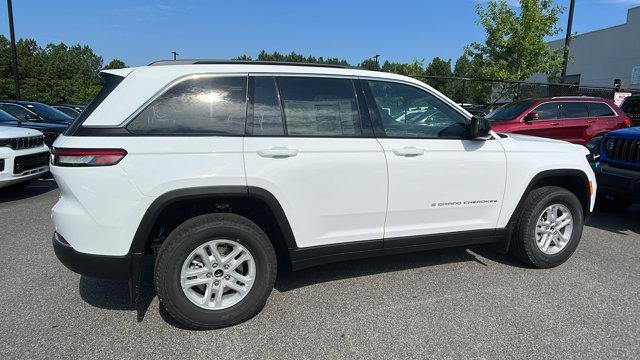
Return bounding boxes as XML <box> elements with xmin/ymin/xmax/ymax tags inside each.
<box><xmin>511</xmin><ymin>186</ymin><xmax>584</xmax><ymax>268</ymax></box>
<box><xmin>155</xmin><ymin>213</ymin><xmax>277</xmax><ymax>329</ymax></box>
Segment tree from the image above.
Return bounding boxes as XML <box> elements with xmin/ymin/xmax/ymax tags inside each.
<box><xmin>381</xmin><ymin>59</ymin><xmax>424</xmax><ymax>77</ymax></box>
<box><xmin>424</xmin><ymin>57</ymin><xmax>453</xmax><ymax>96</ymax></box>
<box><xmin>467</xmin><ymin>0</ymin><xmax>565</xmax><ymax>83</ymax></box>
<box><xmin>104</xmin><ymin>59</ymin><xmax>127</xmax><ymax>69</ymax></box>
<box><xmin>451</xmin><ymin>54</ymin><xmax>492</xmax><ymax>104</ymax></box>
<box><xmin>359</xmin><ymin>58</ymin><xmax>380</xmax><ymax>71</ymax></box>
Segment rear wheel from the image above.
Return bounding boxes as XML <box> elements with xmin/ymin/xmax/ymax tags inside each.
<box><xmin>511</xmin><ymin>186</ymin><xmax>584</xmax><ymax>268</ymax></box>
<box><xmin>155</xmin><ymin>213</ymin><xmax>277</xmax><ymax>329</ymax></box>
<box><xmin>595</xmin><ymin>194</ymin><xmax>632</xmax><ymax>213</ymax></box>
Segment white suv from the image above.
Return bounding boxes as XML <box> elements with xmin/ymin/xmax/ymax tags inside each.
<box><xmin>51</xmin><ymin>61</ymin><xmax>596</xmax><ymax>329</ymax></box>
<box><xmin>1</xmin><ymin>126</ymin><xmax>49</xmax><ymax>189</ymax></box>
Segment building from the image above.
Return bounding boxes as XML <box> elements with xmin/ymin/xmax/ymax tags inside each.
<box><xmin>538</xmin><ymin>6</ymin><xmax>640</xmax><ymax>89</ymax></box>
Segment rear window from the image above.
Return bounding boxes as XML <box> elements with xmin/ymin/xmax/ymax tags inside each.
<box><xmin>621</xmin><ymin>98</ymin><xmax>640</xmax><ymax>114</ymax></box>
<box><xmin>486</xmin><ymin>100</ymin><xmax>536</xmax><ymax>121</ymax></box>
<box><xmin>127</xmin><ymin>76</ymin><xmax>247</xmax><ymax>135</ymax></box>
<box><xmin>587</xmin><ymin>102</ymin><xmax>616</xmax><ymax>117</ymax></box>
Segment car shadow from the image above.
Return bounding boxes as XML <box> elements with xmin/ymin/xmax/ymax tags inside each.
<box><xmin>0</xmin><ymin>178</ymin><xmax>57</xmax><ymax>203</ymax></box>
<box><xmin>586</xmin><ymin>205</ymin><xmax>640</xmax><ymax>235</ymax></box>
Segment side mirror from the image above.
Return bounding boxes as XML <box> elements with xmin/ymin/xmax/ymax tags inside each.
<box><xmin>468</xmin><ymin>116</ymin><xmax>492</xmax><ymax>140</ymax></box>
<box><xmin>524</xmin><ymin>112</ymin><xmax>539</xmax><ymax>122</ymax></box>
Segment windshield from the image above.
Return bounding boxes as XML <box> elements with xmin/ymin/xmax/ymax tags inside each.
<box><xmin>486</xmin><ymin>100</ymin><xmax>537</xmax><ymax>121</ymax></box>
<box><xmin>0</xmin><ymin>109</ymin><xmax>18</xmax><ymax>122</ymax></box>
<box><xmin>621</xmin><ymin>98</ymin><xmax>640</xmax><ymax>114</ymax></box>
<box><xmin>24</xmin><ymin>102</ymin><xmax>74</xmax><ymax>123</ymax></box>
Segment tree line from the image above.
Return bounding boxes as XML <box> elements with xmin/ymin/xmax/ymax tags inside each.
<box><xmin>0</xmin><ymin>0</ymin><xmax>565</xmax><ymax>105</ymax></box>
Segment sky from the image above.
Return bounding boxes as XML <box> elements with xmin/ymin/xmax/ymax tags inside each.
<box><xmin>0</xmin><ymin>0</ymin><xmax>638</xmax><ymax>67</ymax></box>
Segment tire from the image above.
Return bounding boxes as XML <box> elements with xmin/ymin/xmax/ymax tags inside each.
<box><xmin>510</xmin><ymin>186</ymin><xmax>584</xmax><ymax>268</ymax></box>
<box><xmin>155</xmin><ymin>213</ymin><xmax>277</xmax><ymax>330</ymax></box>
<box><xmin>595</xmin><ymin>194</ymin><xmax>632</xmax><ymax>213</ymax></box>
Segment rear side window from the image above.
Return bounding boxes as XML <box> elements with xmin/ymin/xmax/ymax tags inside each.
<box><xmin>127</xmin><ymin>76</ymin><xmax>247</xmax><ymax>135</ymax></box>
<box><xmin>587</xmin><ymin>102</ymin><xmax>616</xmax><ymax>117</ymax></box>
<box><xmin>251</xmin><ymin>77</ymin><xmax>285</xmax><ymax>136</ymax></box>
<box><xmin>560</xmin><ymin>102</ymin><xmax>589</xmax><ymax>118</ymax></box>
<box><xmin>277</xmin><ymin>77</ymin><xmax>361</xmax><ymax>137</ymax></box>
<box><xmin>532</xmin><ymin>103</ymin><xmax>559</xmax><ymax>120</ymax></box>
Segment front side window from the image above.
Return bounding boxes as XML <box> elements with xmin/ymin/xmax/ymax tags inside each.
<box><xmin>368</xmin><ymin>80</ymin><xmax>467</xmax><ymax>138</ymax></box>
<box><xmin>588</xmin><ymin>102</ymin><xmax>616</xmax><ymax>117</ymax></box>
<box><xmin>0</xmin><ymin>104</ymin><xmax>32</xmax><ymax>121</ymax></box>
<box><xmin>532</xmin><ymin>103</ymin><xmax>559</xmax><ymax>120</ymax></box>
<box><xmin>277</xmin><ymin>77</ymin><xmax>361</xmax><ymax>137</ymax></box>
<box><xmin>0</xmin><ymin>109</ymin><xmax>18</xmax><ymax>122</ymax></box>
<box><xmin>560</xmin><ymin>102</ymin><xmax>589</xmax><ymax>118</ymax></box>
<box><xmin>486</xmin><ymin>100</ymin><xmax>537</xmax><ymax>121</ymax></box>
<box><xmin>127</xmin><ymin>76</ymin><xmax>247</xmax><ymax>135</ymax></box>
<box><xmin>252</xmin><ymin>77</ymin><xmax>285</xmax><ymax>136</ymax></box>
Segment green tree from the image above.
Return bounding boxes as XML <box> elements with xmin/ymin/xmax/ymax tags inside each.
<box><xmin>381</xmin><ymin>59</ymin><xmax>424</xmax><ymax>77</ymax></box>
<box><xmin>467</xmin><ymin>0</ymin><xmax>565</xmax><ymax>87</ymax></box>
<box><xmin>104</xmin><ymin>59</ymin><xmax>127</xmax><ymax>69</ymax></box>
<box><xmin>359</xmin><ymin>58</ymin><xmax>380</xmax><ymax>71</ymax></box>
<box><xmin>451</xmin><ymin>54</ymin><xmax>492</xmax><ymax>104</ymax></box>
<box><xmin>424</xmin><ymin>57</ymin><xmax>453</xmax><ymax>96</ymax></box>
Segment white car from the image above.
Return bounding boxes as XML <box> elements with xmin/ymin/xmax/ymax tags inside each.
<box><xmin>0</xmin><ymin>126</ymin><xmax>49</xmax><ymax>189</ymax></box>
<box><xmin>50</xmin><ymin>61</ymin><xmax>596</xmax><ymax>329</ymax></box>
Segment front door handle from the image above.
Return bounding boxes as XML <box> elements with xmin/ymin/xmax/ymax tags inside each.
<box><xmin>587</xmin><ymin>120</ymin><xmax>596</xmax><ymax>123</ymax></box>
<box><xmin>392</xmin><ymin>146</ymin><xmax>425</xmax><ymax>157</ymax></box>
<box><xmin>550</xmin><ymin>122</ymin><xmax>560</xmax><ymax>126</ymax></box>
<box><xmin>257</xmin><ymin>147</ymin><xmax>299</xmax><ymax>158</ymax></box>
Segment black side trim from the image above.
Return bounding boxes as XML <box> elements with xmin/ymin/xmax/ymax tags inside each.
<box><xmin>65</xmin><ymin>72</ymin><xmax>124</xmax><ymax>136</ymax></box>
<box><xmin>291</xmin><ymin>229</ymin><xmax>506</xmax><ymax>270</ymax></box>
<box><xmin>53</xmin><ymin>234</ymin><xmax>135</xmax><ymax>280</ymax></box>
<box><xmin>128</xmin><ymin>186</ymin><xmax>298</xmax><ymax>253</ymax></box>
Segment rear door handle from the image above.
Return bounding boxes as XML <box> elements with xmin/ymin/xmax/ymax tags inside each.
<box><xmin>587</xmin><ymin>120</ymin><xmax>596</xmax><ymax>123</ymax></box>
<box><xmin>257</xmin><ymin>147</ymin><xmax>299</xmax><ymax>158</ymax></box>
<box><xmin>550</xmin><ymin>122</ymin><xmax>560</xmax><ymax>126</ymax></box>
<box><xmin>392</xmin><ymin>146</ymin><xmax>425</xmax><ymax>157</ymax></box>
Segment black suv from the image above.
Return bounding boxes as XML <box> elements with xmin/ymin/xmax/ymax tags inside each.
<box><xmin>620</xmin><ymin>95</ymin><xmax>640</xmax><ymax>126</ymax></box>
<box><xmin>0</xmin><ymin>100</ymin><xmax>73</xmax><ymax>146</ymax></box>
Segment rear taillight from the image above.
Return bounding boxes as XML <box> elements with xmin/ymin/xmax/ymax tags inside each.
<box><xmin>624</xmin><ymin>118</ymin><xmax>632</xmax><ymax>127</ymax></box>
<box><xmin>52</xmin><ymin>148</ymin><xmax>127</xmax><ymax>167</ymax></box>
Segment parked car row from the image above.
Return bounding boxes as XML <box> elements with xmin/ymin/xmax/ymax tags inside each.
<box><xmin>0</xmin><ymin>100</ymin><xmax>84</xmax><ymax>146</ymax></box>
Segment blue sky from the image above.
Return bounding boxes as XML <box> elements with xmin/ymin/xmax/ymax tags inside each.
<box><xmin>0</xmin><ymin>0</ymin><xmax>638</xmax><ymax>67</ymax></box>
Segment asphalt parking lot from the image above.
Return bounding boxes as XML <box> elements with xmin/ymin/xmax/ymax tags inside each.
<box><xmin>1</xmin><ymin>179</ymin><xmax>639</xmax><ymax>359</ymax></box>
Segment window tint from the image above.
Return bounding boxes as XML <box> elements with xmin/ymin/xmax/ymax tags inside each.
<box><xmin>127</xmin><ymin>76</ymin><xmax>247</xmax><ymax>135</ymax></box>
<box><xmin>368</xmin><ymin>80</ymin><xmax>467</xmax><ymax>138</ymax></box>
<box><xmin>486</xmin><ymin>100</ymin><xmax>536</xmax><ymax>121</ymax></box>
<box><xmin>277</xmin><ymin>77</ymin><xmax>361</xmax><ymax>137</ymax></box>
<box><xmin>0</xmin><ymin>104</ymin><xmax>32</xmax><ymax>121</ymax></box>
<box><xmin>587</xmin><ymin>102</ymin><xmax>616</xmax><ymax>117</ymax></box>
<box><xmin>252</xmin><ymin>77</ymin><xmax>285</xmax><ymax>136</ymax></box>
<box><xmin>532</xmin><ymin>103</ymin><xmax>559</xmax><ymax>120</ymax></box>
<box><xmin>561</xmin><ymin>102</ymin><xmax>589</xmax><ymax>118</ymax></box>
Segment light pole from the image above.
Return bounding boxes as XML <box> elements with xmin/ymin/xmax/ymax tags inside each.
<box><xmin>560</xmin><ymin>0</ymin><xmax>576</xmax><ymax>83</ymax></box>
<box><xmin>6</xmin><ymin>0</ymin><xmax>20</xmax><ymax>99</ymax></box>
<box><xmin>374</xmin><ymin>54</ymin><xmax>381</xmax><ymax>68</ymax></box>
<box><xmin>171</xmin><ymin>51</ymin><xmax>179</xmax><ymax>60</ymax></box>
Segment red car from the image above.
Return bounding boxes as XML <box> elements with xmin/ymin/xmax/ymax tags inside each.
<box><xmin>487</xmin><ymin>97</ymin><xmax>631</xmax><ymax>145</ymax></box>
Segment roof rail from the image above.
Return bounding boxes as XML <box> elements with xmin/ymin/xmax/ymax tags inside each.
<box><xmin>148</xmin><ymin>59</ymin><xmax>354</xmax><ymax>69</ymax></box>
<box><xmin>550</xmin><ymin>95</ymin><xmax>598</xmax><ymax>99</ymax></box>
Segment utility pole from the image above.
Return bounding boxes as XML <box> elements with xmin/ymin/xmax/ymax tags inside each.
<box><xmin>560</xmin><ymin>0</ymin><xmax>576</xmax><ymax>83</ymax></box>
<box><xmin>6</xmin><ymin>0</ymin><xmax>20</xmax><ymax>99</ymax></box>
<box><xmin>171</xmin><ymin>51</ymin><xmax>179</xmax><ymax>60</ymax></box>
<box><xmin>374</xmin><ymin>54</ymin><xmax>381</xmax><ymax>68</ymax></box>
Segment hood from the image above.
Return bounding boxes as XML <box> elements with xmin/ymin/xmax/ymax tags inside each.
<box><xmin>0</xmin><ymin>125</ymin><xmax>43</xmax><ymax>139</ymax></box>
<box><xmin>497</xmin><ymin>132</ymin><xmax>588</xmax><ymax>155</ymax></box>
<box><xmin>607</xmin><ymin>126</ymin><xmax>640</xmax><ymax>137</ymax></box>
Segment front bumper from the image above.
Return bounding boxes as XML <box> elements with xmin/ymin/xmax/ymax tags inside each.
<box><xmin>593</xmin><ymin>163</ymin><xmax>640</xmax><ymax>203</ymax></box>
<box><xmin>52</xmin><ymin>233</ymin><xmax>134</xmax><ymax>280</ymax></box>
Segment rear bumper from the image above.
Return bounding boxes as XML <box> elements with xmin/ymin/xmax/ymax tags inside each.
<box><xmin>52</xmin><ymin>233</ymin><xmax>134</xmax><ymax>280</ymax></box>
<box><xmin>594</xmin><ymin>163</ymin><xmax>640</xmax><ymax>202</ymax></box>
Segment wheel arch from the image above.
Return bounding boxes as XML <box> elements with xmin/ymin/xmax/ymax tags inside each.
<box><xmin>497</xmin><ymin>169</ymin><xmax>591</xmax><ymax>253</ymax></box>
<box><xmin>128</xmin><ymin>186</ymin><xmax>298</xmax><ymax>257</ymax></box>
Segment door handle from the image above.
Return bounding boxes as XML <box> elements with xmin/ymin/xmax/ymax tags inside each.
<box><xmin>587</xmin><ymin>120</ymin><xmax>596</xmax><ymax>123</ymax></box>
<box><xmin>550</xmin><ymin>122</ymin><xmax>560</xmax><ymax>126</ymax></box>
<box><xmin>392</xmin><ymin>146</ymin><xmax>425</xmax><ymax>157</ymax></box>
<box><xmin>257</xmin><ymin>147</ymin><xmax>299</xmax><ymax>158</ymax></box>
